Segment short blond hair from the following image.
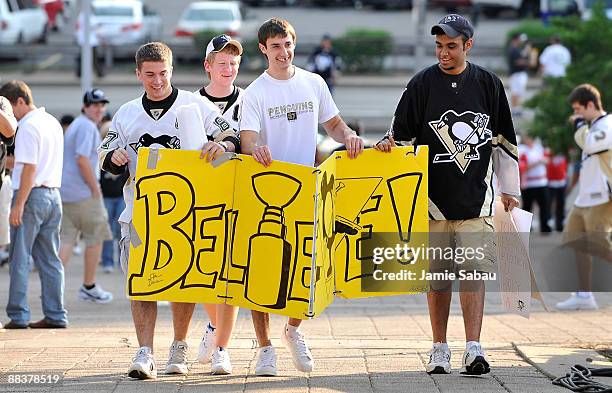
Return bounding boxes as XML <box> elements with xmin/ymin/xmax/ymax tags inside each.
<box><xmin>135</xmin><ymin>42</ymin><xmax>172</xmax><ymax>69</ymax></box>
<box><xmin>204</xmin><ymin>44</ymin><xmax>241</xmax><ymax>80</ymax></box>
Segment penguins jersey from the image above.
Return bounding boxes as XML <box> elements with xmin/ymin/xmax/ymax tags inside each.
<box><xmin>197</xmin><ymin>85</ymin><xmax>243</xmax><ymax>132</ymax></box>
<box><xmin>389</xmin><ymin>63</ymin><xmax>520</xmax><ymax>221</ymax></box>
<box><xmin>97</xmin><ymin>86</ymin><xmax>237</xmax><ymax>224</ymax></box>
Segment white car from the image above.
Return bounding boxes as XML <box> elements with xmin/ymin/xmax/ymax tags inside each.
<box><xmin>175</xmin><ymin>1</ymin><xmax>242</xmax><ymax>38</ymax></box>
<box><xmin>76</xmin><ymin>0</ymin><xmax>162</xmax><ymax>46</ymax></box>
<box><xmin>0</xmin><ymin>0</ymin><xmax>48</xmax><ymax>44</ymax></box>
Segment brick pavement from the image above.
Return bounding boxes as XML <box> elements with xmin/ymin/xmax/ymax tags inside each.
<box><xmin>0</xmin><ymin>233</ymin><xmax>610</xmax><ymax>392</ymax></box>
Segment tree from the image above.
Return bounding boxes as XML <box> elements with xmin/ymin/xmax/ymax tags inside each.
<box><xmin>526</xmin><ymin>3</ymin><xmax>612</xmax><ymax>156</ymax></box>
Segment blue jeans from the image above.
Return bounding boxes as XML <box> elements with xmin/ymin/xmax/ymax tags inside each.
<box><xmin>101</xmin><ymin>196</ymin><xmax>124</xmax><ymax>268</ymax></box>
<box><xmin>6</xmin><ymin>187</ymin><xmax>66</xmax><ymax>325</ymax></box>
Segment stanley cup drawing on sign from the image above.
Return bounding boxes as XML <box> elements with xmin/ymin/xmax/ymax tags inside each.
<box><xmin>245</xmin><ymin>173</ymin><xmax>302</xmax><ymax>309</ymax></box>
<box><xmin>127</xmin><ymin>146</ymin><xmax>429</xmax><ymax>319</ymax></box>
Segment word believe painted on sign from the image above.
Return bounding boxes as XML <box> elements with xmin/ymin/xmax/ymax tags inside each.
<box><xmin>127</xmin><ymin>146</ymin><xmax>429</xmax><ymax>319</ymax></box>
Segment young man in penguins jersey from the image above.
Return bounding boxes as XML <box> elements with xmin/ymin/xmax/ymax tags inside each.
<box><xmin>97</xmin><ymin>42</ymin><xmax>238</xmax><ymax>380</ymax></box>
<box><xmin>195</xmin><ymin>34</ymin><xmax>244</xmax><ymax>375</ymax></box>
<box><xmin>376</xmin><ymin>14</ymin><xmax>520</xmax><ymax>376</ymax></box>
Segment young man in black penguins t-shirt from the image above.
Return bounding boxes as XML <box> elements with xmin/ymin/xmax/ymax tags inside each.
<box><xmin>376</xmin><ymin>14</ymin><xmax>520</xmax><ymax>376</ymax></box>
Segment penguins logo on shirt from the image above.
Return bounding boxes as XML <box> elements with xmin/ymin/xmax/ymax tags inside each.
<box><xmin>429</xmin><ymin>110</ymin><xmax>492</xmax><ymax>173</ymax></box>
<box><xmin>129</xmin><ymin>133</ymin><xmax>181</xmax><ymax>153</ymax></box>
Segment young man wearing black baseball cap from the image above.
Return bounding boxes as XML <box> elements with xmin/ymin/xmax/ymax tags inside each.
<box><xmin>195</xmin><ymin>34</ymin><xmax>243</xmax><ymax>375</ymax></box>
<box><xmin>376</xmin><ymin>14</ymin><xmax>520</xmax><ymax>375</ymax></box>
<box><xmin>59</xmin><ymin>88</ymin><xmax>114</xmax><ymax>305</ymax></box>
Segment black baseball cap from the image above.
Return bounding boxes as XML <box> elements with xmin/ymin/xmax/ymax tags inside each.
<box><xmin>431</xmin><ymin>14</ymin><xmax>474</xmax><ymax>39</ymax></box>
<box><xmin>205</xmin><ymin>34</ymin><xmax>243</xmax><ymax>59</ymax></box>
<box><xmin>83</xmin><ymin>88</ymin><xmax>109</xmax><ymax>105</ymax></box>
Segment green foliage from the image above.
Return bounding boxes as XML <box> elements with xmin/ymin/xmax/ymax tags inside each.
<box><xmin>192</xmin><ymin>30</ymin><xmax>224</xmax><ymax>56</ymax></box>
<box><xmin>526</xmin><ymin>3</ymin><xmax>612</xmax><ymax>155</ymax></box>
<box><xmin>333</xmin><ymin>29</ymin><xmax>393</xmax><ymax>73</ymax></box>
<box><xmin>240</xmin><ymin>37</ymin><xmax>264</xmax><ymax>71</ymax></box>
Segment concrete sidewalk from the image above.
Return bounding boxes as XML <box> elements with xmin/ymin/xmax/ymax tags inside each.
<box><xmin>0</xmin><ymin>233</ymin><xmax>610</xmax><ymax>392</ymax></box>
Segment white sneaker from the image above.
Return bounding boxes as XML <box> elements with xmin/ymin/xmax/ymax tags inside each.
<box><xmin>462</xmin><ymin>343</ymin><xmax>490</xmax><ymax>375</ymax></box>
<box><xmin>555</xmin><ymin>293</ymin><xmax>599</xmax><ymax>310</ymax></box>
<box><xmin>128</xmin><ymin>347</ymin><xmax>157</xmax><ymax>379</ymax></box>
<box><xmin>211</xmin><ymin>347</ymin><xmax>232</xmax><ymax>375</ymax></box>
<box><xmin>102</xmin><ymin>265</ymin><xmax>114</xmax><ymax>274</ymax></box>
<box><xmin>197</xmin><ymin>323</ymin><xmax>216</xmax><ymax>364</ymax></box>
<box><xmin>255</xmin><ymin>345</ymin><xmax>277</xmax><ymax>376</ymax></box>
<box><xmin>426</xmin><ymin>343</ymin><xmax>451</xmax><ymax>374</ymax></box>
<box><xmin>78</xmin><ymin>284</ymin><xmax>113</xmax><ymax>304</ymax></box>
<box><xmin>165</xmin><ymin>340</ymin><xmax>189</xmax><ymax>375</ymax></box>
<box><xmin>281</xmin><ymin>327</ymin><xmax>314</xmax><ymax>372</ymax></box>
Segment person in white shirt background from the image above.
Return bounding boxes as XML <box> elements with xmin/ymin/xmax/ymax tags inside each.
<box><xmin>539</xmin><ymin>35</ymin><xmax>571</xmax><ymax>79</ymax></box>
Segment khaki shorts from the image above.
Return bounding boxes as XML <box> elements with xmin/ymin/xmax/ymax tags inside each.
<box><xmin>428</xmin><ymin>217</ymin><xmax>497</xmax><ymax>290</ymax></box>
<box><xmin>61</xmin><ymin>197</ymin><xmax>112</xmax><ymax>246</ymax></box>
<box><xmin>562</xmin><ymin>201</ymin><xmax>612</xmax><ymax>259</ymax></box>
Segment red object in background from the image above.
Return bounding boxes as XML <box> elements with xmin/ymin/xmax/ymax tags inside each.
<box><xmin>38</xmin><ymin>0</ymin><xmax>64</xmax><ymax>29</ymax></box>
<box><xmin>545</xmin><ymin>148</ymin><xmax>567</xmax><ymax>183</ymax></box>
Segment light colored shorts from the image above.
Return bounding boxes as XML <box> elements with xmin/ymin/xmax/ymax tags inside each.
<box><xmin>428</xmin><ymin>217</ymin><xmax>497</xmax><ymax>290</ymax></box>
<box><xmin>509</xmin><ymin>71</ymin><xmax>528</xmax><ymax>97</ymax></box>
<box><xmin>61</xmin><ymin>197</ymin><xmax>112</xmax><ymax>246</ymax></box>
<box><xmin>562</xmin><ymin>201</ymin><xmax>612</xmax><ymax>260</ymax></box>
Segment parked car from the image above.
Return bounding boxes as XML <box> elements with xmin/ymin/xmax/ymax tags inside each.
<box><xmin>241</xmin><ymin>0</ymin><xmax>297</xmax><ymax>5</ymax></box>
<box><xmin>581</xmin><ymin>0</ymin><xmax>612</xmax><ymax>19</ymax></box>
<box><xmin>175</xmin><ymin>1</ymin><xmax>242</xmax><ymax>38</ymax></box>
<box><xmin>358</xmin><ymin>0</ymin><xmax>412</xmax><ymax>9</ymax></box>
<box><xmin>0</xmin><ymin>0</ymin><xmax>48</xmax><ymax>44</ymax></box>
<box><xmin>76</xmin><ymin>0</ymin><xmax>162</xmax><ymax>46</ymax></box>
<box><xmin>472</xmin><ymin>0</ymin><xmax>539</xmax><ymax>17</ymax></box>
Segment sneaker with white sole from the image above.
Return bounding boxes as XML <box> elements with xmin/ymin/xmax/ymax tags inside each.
<box><xmin>426</xmin><ymin>343</ymin><xmax>451</xmax><ymax>374</ymax></box>
<box><xmin>165</xmin><ymin>340</ymin><xmax>189</xmax><ymax>375</ymax></box>
<box><xmin>462</xmin><ymin>343</ymin><xmax>490</xmax><ymax>375</ymax></box>
<box><xmin>555</xmin><ymin>293</ymin><xmax>598</xmax><ymax>310</ymax></box>
<box><xmin>128</xmin><ymin>347</ymin><xmax>157</xmax><ymax>379</ymax></box>
<box><xmin>197</xmin><ymin>322</ymin><xmax>216</xmax><ymax>364</ymax></box>
<box><xmin>281</xmin><ymin>327</ymin><xmax>314</xmax><ymax>372</ymax></box>
<box><xmin>255</xmin><ymin>345</ymin><xmax>277</xmax><ymax>376</ymax></box>
<box><xmin>78</xmin><ymin>284</ymin><xmax>113</xmax><ymax>304</ymax></box>
<box><xmin>211</xmin><ymin>347</ymin><xmax>232</xmax><ymax>375</ymax></box>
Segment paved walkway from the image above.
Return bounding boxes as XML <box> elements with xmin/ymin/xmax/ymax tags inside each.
<box><xmin>1</xmin><ymin>233</ymin><xmax>610</xmax><ymax>392</ymax></box>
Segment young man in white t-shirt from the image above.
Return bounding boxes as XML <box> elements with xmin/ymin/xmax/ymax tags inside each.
<box><xmin>195</xmin><ymin>34</ymin><xmax>244</xmax><ymax>375</ymax></box>
<box><xmin>97</xmin><ymin>42</ymin><xmax>238</xmax><ymax>380</ymax></box>
<box><xmin>240</xmin><ymin>18</ymin><xmax>364</xmax><ymax>376</ymax></box>
<box><xmin>556</xmin><ymin>83</ymin><xmax>612</xmax><ymax>310</ymax></box>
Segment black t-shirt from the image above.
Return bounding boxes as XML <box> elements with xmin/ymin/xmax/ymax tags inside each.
<box><xmin>0</xmin><ymin>133</ymin><xmax>15</xmax><ymax>188</ymax></box>
<box><xmin>99</xmin><ymin>170</ymin><xmax>129</xmax><ymax>198</ymax></box>
<box><xmin>390</xmin><ymin>63</ymin><xmax>518</xmax><ymax>220</ymax></box>
<box><xmin>308</xmin><ymin>46</ymin><xmax>339</xmax><ymax>81</ymax></box>
<box><xmin>508</xmin><ymin>46</ymin><xmax>528</xmax><ymax>74</ymax></box>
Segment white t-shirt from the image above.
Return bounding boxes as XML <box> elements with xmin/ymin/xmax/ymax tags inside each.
<box><xmin>539</xmin><ymin>44</ymin><xmax>571</xmax><ymax>78</ymax></box>
<box><xmin>519</xmin><ymin>142</ymin><xmax>548</xmax><ymax>188</ymax></box>
<box><xmin>240</xmin><ymin>66</ymin><xmax>339</xmax><ymax>166</ymax></box>
<box><xmin>12</xmin><ymin>107</ymin><xmax>63</xmax><ymax>190</ymax></box>
<box><xmin>98</xmin><ymin>88</ymin><xmax>233</xmax><ymax>223</ymax></box>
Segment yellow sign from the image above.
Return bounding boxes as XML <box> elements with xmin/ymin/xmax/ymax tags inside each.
<box><xmin>128</xmin><ymin>146</ymin><xmax>428</xmax><ymax>319</ymax></box>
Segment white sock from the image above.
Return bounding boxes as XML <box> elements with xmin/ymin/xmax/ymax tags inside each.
<box><xmin>285</xmin><ymin>324</ymin><xmax>299</xmax><ymax>336</ymax></box>
<box><xmin>466</xmin><ymin>341</ymin><xmax>480</xmax><ymax>350</ymax></box>
<box><xmin>433</xmin><ymin>342</ymin><xmax>449</xmax><ymax>351</ymax></box>
<box><xmin>576</xmin><ymin>291</ymin><xmax>593</xmax><ymax>299</ymax></box>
